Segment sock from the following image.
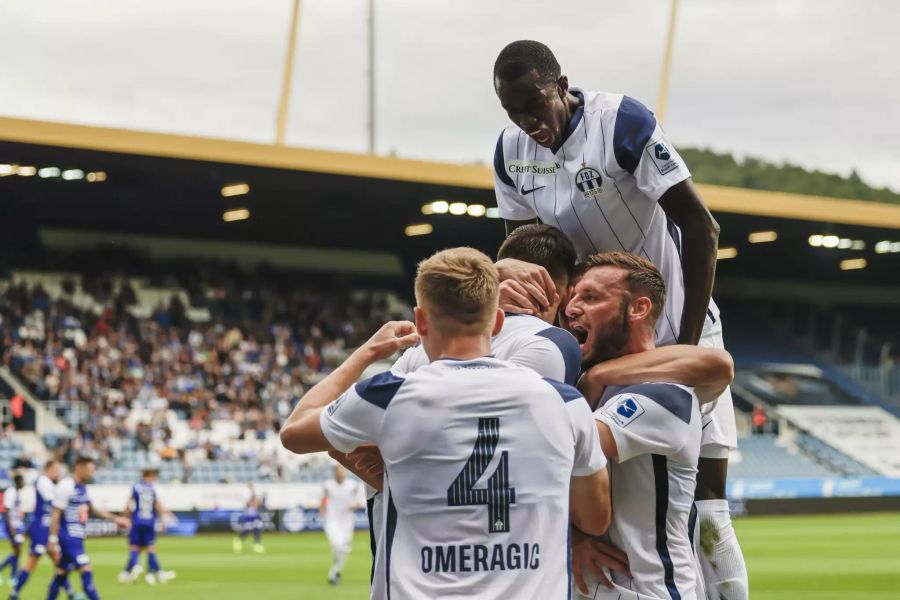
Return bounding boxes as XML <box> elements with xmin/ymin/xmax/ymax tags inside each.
<box><xmin>47</xmin><ymin>573</ymin><xmax>67</xmax><ymax>600</ymax></box>
<box><xmin>148</xmin><ymin>553</ymin><xmax>160</xmax><ymax>573</ymax></box>
<box><xmin>13</xmin><ymin>569</ymin><xmax>30</xmax><ymax>593</ymax></box>
<box><xmin>80</xmin><ymin>571</ymin><xmax>99</xmax><ymax>600</ymax></box>
<box><xmin>253</xmin><ymin>528</ymin><xmax>261</xmax><ymax>544</ymax></box>
<box><xmin>62</xmin><ymin>576</ymin><xmax>74</xmax><ymax>597</ymax></box>
<box><xmin>695</xmin><ymin>499</ymin><xmax>749</xmax><ymax>600</ymax></box>
<box><xmin>240</xmin><ymin>530</ymin><xmax>249</xmax><ymax>540</ymax></box>
<box><xmin>125</xmin><ymin>550</ymin><xmax>139</xmax><ymax>572</ymax></box>
<box><xmin>0</xmin><ymin>554</ymin><xmax>14</xmax><ymax>572</ymax></box>
<box><xmin>10</xmin><ymin>555</ymin><xmax>18</xmax><ymax>579</ymax></box>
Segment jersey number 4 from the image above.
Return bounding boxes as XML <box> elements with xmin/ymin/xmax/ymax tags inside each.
<box><xmin>446</xmin><ymin>417</ymin><xmax>516</xmax><ymax>533</ymax></box>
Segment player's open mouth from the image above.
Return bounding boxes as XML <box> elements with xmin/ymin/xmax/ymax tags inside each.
<box><xmin>529</xmin><ymin>130</ymin><xmax>553</xmax><ymax>145</ymax></box>
<box><xmin>570</xmin><ymin>323</ymin><xmax>589</xmax><ymax>346</ymax></box>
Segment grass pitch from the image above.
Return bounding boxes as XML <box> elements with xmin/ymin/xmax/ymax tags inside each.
<box><xmin>2</xmin><ymin>512</ymin><xmax>897</xmax><ymax>599</ymax></box>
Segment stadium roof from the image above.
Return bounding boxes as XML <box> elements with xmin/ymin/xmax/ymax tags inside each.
<box><xmin>1</xmin><ymin>117</ymin><xmax>899</xmax><ymax>287</ymax></box>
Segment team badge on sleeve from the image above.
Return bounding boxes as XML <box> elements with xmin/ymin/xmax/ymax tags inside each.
<box><xmin>605</xmin><ymin>396</ymin><xmax>645</xmax><ymax>428</ymax></box>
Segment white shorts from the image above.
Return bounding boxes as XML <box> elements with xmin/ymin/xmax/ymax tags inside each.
<box><xmin>698</xmin><ymin>316</ymin><xmax>738</xmax><ymax>457</ymax></box>
<box><xmin>324</xmin><ymin>523</ymin><xmax>353</xmax><ymax>553</ymax></box>
<box><xmin>574</xmin><ymin>570</ymin><xmax>666</xmax><ymax>600</ymax></box>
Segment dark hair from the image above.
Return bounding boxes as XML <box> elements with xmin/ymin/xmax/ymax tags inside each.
<box><xmin>581</xmin><ymin>252</ymin><xmax>667</xmax><ymax>324</ymax></box>
<box><xmin>494</xmin><ymin>40</ymin><xmax>560</xmax><ymax>85</ymax></box>
<box><xmin>497</xmin><ymin>224</ymin><xmax>577</xmax><ymax>286</ymax></box>
<box><xmin>44</xmin><ymin>459</ymin><xmax>58</xmax><ymax>470</ymax></box>
<box><xmin>74</xmin><ymin>455</ymin><xmax>95</xmax><ymax>468</ymax></box>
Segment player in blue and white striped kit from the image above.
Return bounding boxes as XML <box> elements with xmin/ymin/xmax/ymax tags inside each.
<box><xmin>118</xmin><ymin>468</ymin><xmax>176</xmax><ymax>585</ymax></box>
<box><xmin>233</xmin><ymin>482</ymin><xmax>265</xmax><ymax>554</ymax></box>
<box><xmin>0</xmin><ymin>474</ymin><xmax>26</xmax><ymax>586</ymax></box>
<box><xmin>9</xmin><ymin>460</ymin><xmax>80</xmax><ymax>600</ymax></box>
<box><xmin>47</xmin><ymin>457</ymin><xmax>129</xmax><ymax>600</ymax></box>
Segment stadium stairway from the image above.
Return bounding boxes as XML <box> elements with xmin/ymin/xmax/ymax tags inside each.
<box><xmin>0</xmin><ymin>366</ymin><xmax>70</xmax><ymax>435</ymax></box>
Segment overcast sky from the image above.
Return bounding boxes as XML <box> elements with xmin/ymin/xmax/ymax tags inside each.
<box><xmin>1</xmin><ymin>0</ymin><xmax>898</xmax><ymax>191</ymax></box>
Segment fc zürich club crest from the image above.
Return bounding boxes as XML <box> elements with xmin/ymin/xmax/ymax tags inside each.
<box><xmin>575</xmin><ymin>165</ymin><xmax>603</xmax><ymax>199</ymax></box>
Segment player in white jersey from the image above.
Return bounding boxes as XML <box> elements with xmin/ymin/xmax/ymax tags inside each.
<box><xmin>281</xmin><ymin>248</ymin><xmax>610</xmax><ymax>599</ymax></box>
<box><xmin>320</xmin><ymin>465</ymin><xmax>360</xmax><ymax>585</ymax></box>
<box><xmin>565</xmin><ymin>252</ymin><xmax>723</xmax><ymax>600</ymax></box>
<box><xmin>492</xmin><ymin>40</ymin><xmax>746</xmax><ymax>598</ymax></box>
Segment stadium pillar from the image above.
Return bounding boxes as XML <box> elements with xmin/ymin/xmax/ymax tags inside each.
<box><xmin>276</xmin><ymin>0</ymin><xmax>302</xmax><ymax>145</ymax></box>
<box><xmin>368</xmin><ymin>0</ymin><xmax>376</xmax><ymax>154</ymax></box>
<box><xmin>656</xmin><ymin>0</ymin><xmax>680</xmax><ymax>124</ymax></box>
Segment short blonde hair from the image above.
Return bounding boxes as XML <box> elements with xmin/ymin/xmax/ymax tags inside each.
<box><xmin>581</xmin><ymin>251</ymin><xmax>667</xmax><ymax>324</ymax></box>
<box><xmin>415</xmin><ymin>247</ymin><xmax>500</xmax><ymax>335</ymax></box>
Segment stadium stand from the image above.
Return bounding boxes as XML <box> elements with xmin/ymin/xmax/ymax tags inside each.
<box><xmin>0</xmin><ymin>256</ymin><xmax>410</xmax><ymax>483</ymax></box>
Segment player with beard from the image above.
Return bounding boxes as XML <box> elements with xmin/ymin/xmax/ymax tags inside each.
<box><xmin>566</xmin><ymin>252</ymin><xmax>730</xmax><ymax>600</ymax></box>
<box><xmin>491</xmin><ymin>40</ymin><xmax>745</xmax><ymax>599</ymax></box>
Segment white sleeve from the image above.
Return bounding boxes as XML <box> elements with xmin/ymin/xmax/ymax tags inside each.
<box><xmin>390</xmin><ymin>345</ymin><xmax>428</xmax><ymax>377</ymax></box>
<box><xmin>52</xmin><ymin>479</ymin><xmax>76</xmax><ymax>510</ymax></box>
<box><xmin>494</xmin><ymin>131</ymin><xmax>537</xmax><ymax>221</ymax></box>
<box><xmin>509</xmin><ymin>327</ymin><xmax>582</xmax><ymax>386</ymax></box>
<box><xmin>319</xmin><ymin>371</ymin><xmax>403</xmax><ymax>453</ymax></box>
<box><xmin>595</xmin><ymin>384</ymin><xmax>693</xmax><ymax>463</ymax></box>
<box><xmin>3</xmin><ymin>489</ymin><xmax>15</xmax><ymax>510</ymax></box>
<box><xmin>567</xmin><ymin>398</ymin><xmax>607</xmax><ymax>476</ymax></box>
<box><xmin>37</xmin><ymin>477</ymin><xmax>56</xmax><ymax>499</ymax></box>
<box><xmin>611</xmin><ymin>96</ymin><xmax>691</xmax><ymax>202</ymax></box>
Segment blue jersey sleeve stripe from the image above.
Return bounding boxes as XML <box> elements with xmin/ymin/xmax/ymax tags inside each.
<box><xmin>620</xmin><ymin>383</ymin><xmax>693</xmax><ymax>424</ymax></box>
<box><xmin>494</xmin><ymin>133</ymin><xmax>515</xmax><ymax>188</ymax></box>
<box><xmin>613</xmin><ymin>96</ymin><xmax>657</xmax><ymax>174</ymax></box>
<box><xmin>354</xmin><ymin>371</ymin><xmax>405</xmax><ymax>410</ymax></box>
<box><xmin>542</xmin><ymin>377</ymin><xmax>585</xmax><ymax>404</ymax></box>
<box><xmin>536</xmin><ymin>327</ymin><xmax>582</xmax><ymax>386</ymax></box>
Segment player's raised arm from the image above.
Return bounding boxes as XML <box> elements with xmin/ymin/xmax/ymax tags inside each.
<box><xmin>579</xmin><ymin>345</ymin><xmax>734</xmax><ymax>406</ymax></box>
<box><xmin>280</xmin><ymin>321</ymin><xmax>418</xmax><ymax>454</ymax></box>
<box><xmin>657</xmin><ymin>180</ymin><xmax>719</xmax><ymax>345</ymax></box>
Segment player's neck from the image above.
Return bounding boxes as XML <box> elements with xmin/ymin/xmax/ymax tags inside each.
<box><xmin>429</xmin><ymin>335</ymin><xmax>492</xmax><ymax>362</ymax></box>
<box><xmin>623</xmin><ymin>329</ymin><xmax>655</xmax><ymax>356</ymax></box>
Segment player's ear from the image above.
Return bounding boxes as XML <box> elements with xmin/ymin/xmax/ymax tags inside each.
<box><xmin>414</xmin><ymin>306</ymin><xmax>428</xmax><ymax>337</ymax></box>
<box><xmin>491</xmin><ymin>309</ymin><xmax>505</xmax><ymax>337</ymax></box>
<box><xmin>629</xmin><ymin>296</ymin><xmax>652</xmax><ymax>323</ymax></box>
<box><xmin>557</xmin><ymin>75</ymin><xmax>568</xmax><ymax>98</ymax></box>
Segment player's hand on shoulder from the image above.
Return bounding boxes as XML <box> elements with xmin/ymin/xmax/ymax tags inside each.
<box><xmin>495</xmin><ymin>258</ymin><xmax>558</xmax><ymax>313</ymax></box>
<box><xmin>359</xmin><ymin>321</ymin><xmax>419</xmax><ymax>362</ymax></box>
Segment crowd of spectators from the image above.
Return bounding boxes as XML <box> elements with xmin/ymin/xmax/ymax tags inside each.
<box><xmin>0</xmin><ymin>255</ymin><xmax>410</xmax><ymax>481</ymax></box>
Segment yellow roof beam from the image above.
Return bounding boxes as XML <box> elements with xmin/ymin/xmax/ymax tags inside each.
<box><xmin>2</xmin><ymin>115</ymin><xmax>899</xmax><ymax>229</ymax></box>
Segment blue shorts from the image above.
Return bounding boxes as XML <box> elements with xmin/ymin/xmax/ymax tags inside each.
<box><xmin>128</xmin><ymin>523</ymin><xmax>156</xmax><ymax>547</ymax></box>
<box><xmin>58</xmin><ymin>537</ymin><xmax>90</xmax><ymax>571</ymax></box>
<box><xmin>28</xmin><ymin>526</ymin><xmax>49</xmax><ymax>556</ymax></box>
<box><xmin>240</xmin><ymin>514</ymin><xmax>262</xmax><ymax>531</ymax></box>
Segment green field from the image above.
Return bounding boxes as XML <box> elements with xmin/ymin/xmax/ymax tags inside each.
<box><xmin>2</xmin><ymin>513</ymin><xmax>898</xmax><ymax>599</ymax></box>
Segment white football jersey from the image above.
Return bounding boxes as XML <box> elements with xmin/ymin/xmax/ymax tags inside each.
<box><xmin>588</xmin><ymin>382</ymin><xmax>702</xmax><ymax>600</ymax></box>
<box><xmin>323</xmin><ymin>478</ymin><xmax>358</xmax><ymax>530</ymax></box>
<box><xmin>494</xmin><ymin>88</ymin><xmax>719</xmax><ymax>346</ymax></box>
<box><xmin>364</xmin><ymin>315</ymin><xmax>581</xmax><ymax>502</ymax></box>
<box><xmin>321</xmin><ymin>357</ymin><xmax>606</xmax><ymax>600</ymax></box>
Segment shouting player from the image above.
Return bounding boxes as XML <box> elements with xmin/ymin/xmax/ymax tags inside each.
<box><xmin>48</xmin><ymin>456</ymin><xmax>129</xmax><ymax>600</ymax></box>
<box><xmin>10</xmin><ymin>460</ymin><xmax>79</xmax><ymax>600</ymax></box>
<box><xmin>320</xmin><ymin>464</ymin><xmax>360</xmax><ymax>585</ymax></box>
<box><xmin>281</xmin><ymin>247</ymin><xmax>611</xmax><ymax>599</ymax></box>
<box><xmin>492</xmin><ymin>40</ymin><xmax>746</xmax><ymax>598</ymax></box>
<box><xmin>0</xmin><ymin>474</ymin><xmax>25</xmax><ymax>585</ymax></box>
<box><xmin>569</xmin><ymin>253</ymin><xmax>724</xmax><ymax>599</ymax></box>
<box><xmin>118</xmin><ymin>468</ymin><xmax>176</xmax><ymax>585</ymax></box>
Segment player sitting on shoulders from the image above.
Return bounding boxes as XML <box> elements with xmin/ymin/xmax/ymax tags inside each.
<box><xmin>281</xmin><ymin>247</ymin><xmax>611</xmax><ymax>599</ymax></box>
<box><xmin>118</xmin><ymin>468</ymin><xmax>176</xmax><ymax>585</ymax></box>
